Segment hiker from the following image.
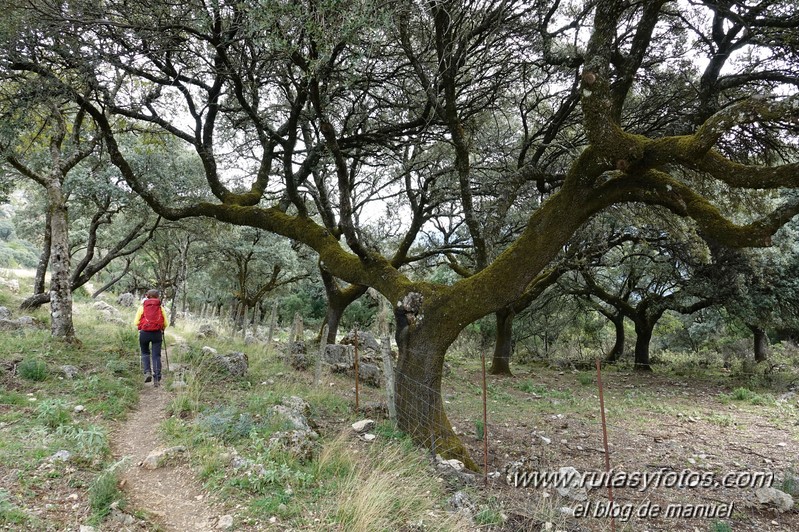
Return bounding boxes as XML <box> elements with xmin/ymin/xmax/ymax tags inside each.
<box><xmin>134</xmin><ymin>289</ymin><xmax>169</xmax><ymax>387</ymax></box>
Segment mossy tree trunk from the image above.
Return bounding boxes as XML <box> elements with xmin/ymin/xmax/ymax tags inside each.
<box><xmin>319</xmin><ymin>267</ymin><xmax>368</xmax><ymax>344</ymax></box>
<box><xmin>606</xmin><ymin>312</ymin><xmax>625</xmax><ymax>363</ymax></box>
<box><xmin>633</xmin><ymin>318</ymin><xmax>655</xmax><ymax>372</ymax></box>
<box><xmin>489</xmin><ymin>307</ymin><xmax>515</xmax><ymax>376</ymax></box>
<box><xmin>393</xmin><ymin>294</ymin><xmax>478</xmax><ymax>470</ymax></box>
<box><xmin>46</xmin><ymin>183</ymin><xmax>76</xmax><ymax>342</ymax></box>
<box><xmin>33</xmin><ymin>210</ymin><xmax>51</xmax><ymax>297</ymax></box>
<box><xmin>750</xmin><ymin>325</ymin><xmax>768</xmax><ymax>363</ymax></box>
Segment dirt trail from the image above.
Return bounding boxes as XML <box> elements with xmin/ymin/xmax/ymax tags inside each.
<box><xmin>111</xmin><ymin>345</ymin><xmax>224</xmax><ymax>531</ymax></box>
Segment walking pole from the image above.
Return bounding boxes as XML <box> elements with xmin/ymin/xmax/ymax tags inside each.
<box><xmin>162</xmin><ymin>330</ymin><xmax>169</xmax><ymax>373</ymax></box>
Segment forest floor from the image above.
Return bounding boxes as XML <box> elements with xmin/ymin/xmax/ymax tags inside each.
<box><xmin>439</xmin><ymin>362</ymin><xmax>799</xmax><ymax>531</ymax></box>
<box><xmin>114</xmin><ymin>341</ymin><xmax>795</xmax><ymax>532</ymax></box>
<box><xmin>2</xmin><ymin>299</ymin><xmax>798</xmax><ymax>531</ymax></box>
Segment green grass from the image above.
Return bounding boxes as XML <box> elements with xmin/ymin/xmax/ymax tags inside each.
<box><xmin>0</xmin><ymin>286</ymin><xmax>143</xmax><ymax>531</ymax></box>
<box><xmin>17</xmin><ymin>358</ymin><xmax>48</xmax><ymax>381</ymax></box>
<box><xmin>88</xmin><ymin>464</ymin><xmax>123</xmax><ymax>523</ymax></box>
<box><xmin>724</xmin><ymin>387</ymin><xmax>775</xmax><ymax>406</ymax></box>
<box><xmin>3</xmin><ymin>279</ymin><xmax>798</xmax><ymax>531</ymax></box>
<box><xmin>35</xmin><ymin>399</ymin><xmax>72</xmax><ymax>429</ymax></box>
<box><xmin>517</xmin><ymin>380</ymin><xmax>574</xmax><ymax>400</ymax></box>
<box><xmin>779</xmin><ymin>468</ymin><xmax>799</xmax><ymax>498</ymax></box>
<box><xmin>0</xmin><ymin>489</ymin><xmax>31</xmax><ymax>527</ymax></box>
<box><xmin>710</xmin><ymin>521</ymin><xmax>733</xmax><ymax>532</ymax></box>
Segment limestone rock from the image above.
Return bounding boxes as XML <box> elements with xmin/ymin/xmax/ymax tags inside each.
<box><xmin>210</xmin><ymin>352</ymin><xmax>248</xmax><ymax>377</ymax></box>
<box><xmin>197</xmin><ymin>324</ymin><xmax>218</xmax><ymax>338</ymax></box>
<box><xmin>554</xmin><ymin>466</ymin><xmax>588</xmax><ymax>502</ymax></box>
<box><xmin>141</xmin><ymin>446</ymin><xmax>186</xmax><ymax>470</ymax></box>
<box><xmin>217</xmin><ymin>514</ymin><xmax>234</xmax><ymax>529</ymax></box>
<box><xmin>268</xmin><ymin>430</ymin><xmax>318</xmax><ymax>461</ymax></box>
<box><xmin>116</xmin><ymin>293</ymin><xmax>135</xmax><ymax>307</ymax></box>
<box><xmin>751</xmin><ymin>487</ymin><xmax>795</xmax><ymax>513</ymax></box>
<box><xmin>60</xmin><ymin>365</ymin><xmax>79</xmax><ymax>379</ymax></box>
<box><xmin>351</xmin><ymin>419</ymin><xmax>375</xmax><ymax>433</ymax></box>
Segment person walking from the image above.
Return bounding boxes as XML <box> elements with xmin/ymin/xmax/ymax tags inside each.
<box><xmin>134</xmin><ymin>289</ymin><xmax>169</xmax><ymax>387</ymax></box>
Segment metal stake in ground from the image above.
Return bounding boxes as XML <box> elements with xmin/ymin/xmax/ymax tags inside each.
<box><xmin>354</xmin><ymin>326</ymin><xmax>360</xmax><ymax>412</ymax></box>
<box><xmin>596</xmin><ymin>357</ymin><xmax>615</xmax><ymax>532</ymax></box>
<box><xmin>481</xmin><ymin>350</ymin><xmax>489</xmax><ymax>485</ymax></box>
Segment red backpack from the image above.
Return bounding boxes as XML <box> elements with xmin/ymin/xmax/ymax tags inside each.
<box><xmin>139</xmin><ymin>299</ymin><xmax>165</xmax><ymax>331</ymax></box>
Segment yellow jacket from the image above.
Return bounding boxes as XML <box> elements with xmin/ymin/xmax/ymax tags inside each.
<box><xmin>134</xmin><ymin>299</ymin><xmax>170</xmax><ymax>330</ymax></box>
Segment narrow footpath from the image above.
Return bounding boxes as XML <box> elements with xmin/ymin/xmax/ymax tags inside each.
<box><xmin>110</xmin><ymin>363</ymin><xmax>224</xmax><ymax>530</ymax></box>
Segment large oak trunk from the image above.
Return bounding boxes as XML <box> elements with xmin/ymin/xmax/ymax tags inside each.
<box><xmin>321</xmin><ymin>305</ymin><xmax>343</xmax><ymax>344</ymax></box>
<box><xmin>47</xmin><ymin>185</ymin><xmax>76</xmax><ymax>341</ymax></box>
<box><xmin>319</xmin><ymin>269</ymin><xmax>368</xmax><ymax>343</ymax></box>
<box><xmin>751</xmin><ymin>326</ymin><xmax>768</xmax><ymax>363</ymax></box>
<box><xmin>34</xmin><ymin>210</ymin><xmax>51</xmax><ymax>296</ymax></box>
<box><xmin>393</xmin><ymin>296</ymin><xmax>478</xmax><ymax>470</ymax></box>
<box><xmin>489</xmin><ymin>307</ymin><xmax>514</xmax><ymax>375</ymax></box>
<box><xmin>633</xmin><ymin>320</ymin><xmax>653</xmax><ymax>372</ymax></box>
<box><xmin>606</xmin><ymin>313</ymin><xmax>625</xmax><ymax>363</ymax></box>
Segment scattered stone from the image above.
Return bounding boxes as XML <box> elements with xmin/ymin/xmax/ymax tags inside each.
<box><xmin>356</xmin><ymin>362</ymin><xmax>383</xmax><ymax>387</ymax></box>
<box><xmin>74</xmin><ymin>405</ymin><xmax>85</xmax><ymax>413</ymax></box>
<box><xmin>141</xmin><ymin>446</ymin><xmax>186</xmax><ymax>470</ymax></box>
<box><xmin>273</xmin><ymin>396</ymin><xmax>315</xmax><ymax>432</ymax></box>
<box><xmin>351</xmin><ymin>419</ymin><xmax>375</xmax><ymax>433</ymax></box>
<box><xmin>49</xmin><ymin>450</ymin><xmax>72</xmax><ymax>462</ymax></box>
<box><xmin>210</xmin><ymin>352</ymin><xmax>248</xmax><ymax>377</ymax></box>
<box><xmin>17</xmin><ymin>316</ymin><xmax>36</xmax><ymax>327</ymax></box>
<box><xmin>287</xmin><ymin>344</ymin><xmax>310</xmax><ymax>371</ymax></box>
<box><xmin>197</xmin><ymin>324</ymin><xmax>218</xmax><ymax>339</ymax></box>
<box><xmin>79</xmin><ymin>526</ymin><xmax>97</xmax><ymax>532</ymax></box>
<box><xmin>504</xmin><ymin>457</ymin><xmax>540</xmax><ymax>486</ymax></box>
<box><xmin>92</xmin><ymin>301</ymin><xmax>122</xmax><ymax>321</ymax></box>
<box><xmin>323</xmin><ymin>344</ymin><xmax>351</xmax><ymax>365</ymax></box>
<box><xmin>217</xmin><ymin>514</ymin><xmax>234</xmax><ymax>529</ymax></box>
<box><xmin>116</xmin><ymin>293</ymin><xmax>135</xmax><ymax>307</ymax></box>
<box><xmin>360</xmin><ymin>433</ymin><xmax>376</xmax><ymax>442</ymax></box>
<box><xmin>0</xmin><ymin>316</ymin><xmax>40</xmax><ymax>331</ymax></box>
<box><xmin>60</xmin><ymin>365</ymin><xmax>80</xmax><ymax>379</ymax></box>
<box><xmin>555</xmin><ymin>466</ymin><xmax>588</xmax><ymax>502</ymax></box>
<box><xmin>110</xmin><ymin>507</ymin><xmax>136</xmax><ymax>526</ymax></box>
<box><xmin>449</xmin><ymin>491</ymin><xmax>475</xmax><ymax>514</ymax></box>
<box><xmin>360</xmin><ymin>401</ymin><xmax>388</xmax><ymax>417</ymax></box>
<box><xmin>268</xmin><ymin>430</ymin><xmax>318</xmax><ymax>461</ymax></box>
<box><xmin>0</xmin><ymin>306</ymin><xmax>11</xmax><ymax>319</ymax></box>
<box><xmin>434</xmin><ymin>455</ymin><xmax>477</xmax><ymax>486</ymax></box>
<box><xmin>340</xmin><ymin>329</ymin><xmax>381</xmax><ymax>352</ymax></box>
<box><xmin>1</xmin><ymin>279</ymin><xmax>19</xmax><ymax>293</ymax></box>
<box><xmin>201</xmin><ymin>346</ymin><xmax>218</xmax><ymax>355</ymax></box>
<box><xmin>750</xmin><ymin>487</ymin><xmax>795</xmax><ymax>513</ymax></box>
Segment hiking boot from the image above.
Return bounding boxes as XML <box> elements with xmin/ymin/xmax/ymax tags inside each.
<box><xmin>144</xmin><ymin>372</ymin><xmax>152</xmax><ymax>383</ymax></box>
<box><xmin>153</xmin><ymin>379</ymin><xmax>160</xmax><ymax>388</ymax></box>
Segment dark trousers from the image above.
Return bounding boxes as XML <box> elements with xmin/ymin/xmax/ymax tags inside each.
<box><xmin>139</xmin><ymin>330</ymin><xmax>163</xmax><ymax>381</ymax></box>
